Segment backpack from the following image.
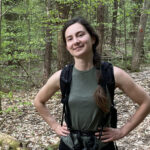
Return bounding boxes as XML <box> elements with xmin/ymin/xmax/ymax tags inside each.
<box><xmin>60</xmin><ymin>62</ymin><xmax>117</xmax><ymax>129</ymax></box>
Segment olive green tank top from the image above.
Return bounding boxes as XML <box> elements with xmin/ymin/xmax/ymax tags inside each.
<box><xmin>69</xmin><ymin>66</ymin><xmax>104</xmax><ymax>130</ymax></box>
<box><xmin>61</xmin><ymin>66</ymin><xmax>110</xmax><ymax>149</ymax></box>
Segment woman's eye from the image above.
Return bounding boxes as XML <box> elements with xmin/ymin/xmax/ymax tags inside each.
<box><xmin>67</xmin><ymin>38</ymin><xmax>72</xmax><ymax>41</ymax></box>
<box><xmin>78</xmin><ymin>33</ymin><xmax>84</xmax><ymax>37</ymax></box>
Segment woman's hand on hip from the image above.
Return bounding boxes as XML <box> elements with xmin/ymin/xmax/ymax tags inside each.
<box><xmin>95</xmin><ymin>127</ymin><xmax>125</xmax><ymax>142</ymax></box>
<box><xmin>54</xmin><ymin>123</ymin><xmax>70</xmax><ymax>136</ymax></box>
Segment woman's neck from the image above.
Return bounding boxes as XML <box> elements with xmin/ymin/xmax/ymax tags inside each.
<box><xmin>74</xmin><ymin>57</ymin><xmax>93</xmax><ymax>71</ymax></box>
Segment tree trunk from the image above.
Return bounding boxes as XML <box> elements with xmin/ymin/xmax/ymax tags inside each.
<box><xmin>123</xmin><ymin>0</ymin><xmax>127</xmax><ymax>67</ymax></box>
<box><xmin>130</xmin><ymin>0</ymin><xmax>142</xmax><ymax>62</ymax></box>
<box><xmin>44</xmin><ymin>0</ymin><xmax>53</xmax><ymax>81</ymax></box>
<box><xmin>111</xmin><ymin>0</ymin><xmax>118</xmax><ymax>51</ymax></box>
<box><xmin>56</xmin><ymin>2</ymin><xmax>73</xmax><ymax>69</ymax></box>
<box><xmin>118</xmin><ymin>0</ymin><xmax>123</xmax><ymax>46</ymax></box>
<box><xmin>57</xmin><ymin>31</ymin><xmax>73</xmax><ymax>69</ymax></box>
<box><xmin>0</xmin><ymin>0</ymin><xmax>1</xmax><ymax>50</ymax></box>
<box><xmin>0</xmin><ymin>0</ymin><xmax>2</xmax><ymax>113</ymax></box>
<box><xmin>26</xmin><ymin>0</ymin><xmax>32</xmax><ymax>74</ymax></box>
<box><xmin>131</xmin><ymin>0</ymin><xmax>150</xmax><ymax>71</ymax></box>
<box><xmin>97</xmin><ymin>2</ymin><xmax>105</xmax><ymax>55</ymax></box>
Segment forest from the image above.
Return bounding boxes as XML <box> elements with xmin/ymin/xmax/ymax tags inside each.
<box><xmin>0</xmin><ymin>0</ymin><xmax>150</xmax><ymax>149</ymax></box>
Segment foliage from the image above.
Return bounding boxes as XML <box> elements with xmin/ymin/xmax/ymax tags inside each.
<box><xmin>0</xmin><ymin>0</ymin><xmax>150</xmax><ymax>91</ymax></box>
<box><xmin>0</xmin><ymin>90</ymin><xmax>32</xmax><ymax>114</ymax></box>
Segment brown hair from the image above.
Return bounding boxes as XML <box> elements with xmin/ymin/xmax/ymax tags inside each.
<box><xmin>62</xmin><ymin>16</ymin><xmax>109</xmax><ymax>113</ymax></box>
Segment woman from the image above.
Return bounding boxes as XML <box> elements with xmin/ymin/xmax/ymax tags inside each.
<box><xmin>34</xmin><ymin>16</ymin><xmax>150</xmax><ymax>150</ymax></box>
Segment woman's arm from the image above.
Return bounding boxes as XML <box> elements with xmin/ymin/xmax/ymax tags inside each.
<box><xmin>34</xmin><ymin>70</ymin><xmax>70</xmax><ymax>136</ymax></box>
<box><xmin>100</xmin><ymin>66</ymin><xmax>150</xmax><ymax>142</ymax></box>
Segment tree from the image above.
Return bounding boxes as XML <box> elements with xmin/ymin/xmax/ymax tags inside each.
<box><xmin>130</xmin><ymin>0</ymin><xmax>142</xmax><ymax>61</ymax></box>
<box><xmin>123</xmin><ymin>0</ymin><xmax>127</xmax><ymax>67</ymax></box>
<box><xmin>0</xmin><ymin>0</ymin><xmax>2</xmax><ymax>112</ymax></box>
<box><xmin>26</xmin><ymin>0</ymin><xmax>31</xmax><ymax>72</ymax></box>
<box><xmin>56</xmin><ymin>1</ymin><xmax>73</xmax><ymax>69</ymax></box>
<box><xmin>97</xmin><ymin>2</ymin><xmax>105</xmax><ymax>54</ymax></box>
<box><xmin>44</xmin><ymin>0</ymin><xmax>53</xmax><ymax>81</ymax></box>
<box><xmin>0</xmin><ymin>0</ymin><xmax>1</xmax><ymax>50</ymax></box>
<box><xmin>131</xmin><ymin>0</ymin><xmax>150</xmax><ymax>71</ymax></box>
<box><xmin>111</xmin><ymin>0</ymin><xmax>118</xmax><ymax>51</ymax></box>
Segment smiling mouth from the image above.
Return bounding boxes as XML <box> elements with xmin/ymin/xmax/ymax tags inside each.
<box><xmin>73</xmin><ymin>45</ymin><xmax>84</xmax><ymax>50</ymax></box>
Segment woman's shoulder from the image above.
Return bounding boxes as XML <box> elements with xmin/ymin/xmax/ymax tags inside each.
<box><xmin>53</xmin><ymin>70</ymin><xmax>62</xmax><ymax>78</ymax></box>
<box><xmin>113</xmin><ymin>66</ymin><xmax>130</xmax><ymax>78</ymax></box>
<box><xmin>46</xmin><ymin>70</ymin><xmax>62</xmax><ymax>89</ymax></box>
<box><xmin>113</xmin><ymin>66</ymin><xmax>133</xmax><ymax>88</ymax></box>
<box><xmin>113</xmin><ymin>66</ymin><xmax>123</xmax><ymax>75</ymax></box>
<box><xmin>49</xmin><ymin>69</ymin><xmax>62</xmax><ymax>81</ymax></box>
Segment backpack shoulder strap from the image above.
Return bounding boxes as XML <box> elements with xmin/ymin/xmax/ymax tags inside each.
<box><xmin>60</xmin><ymin>64</ymin><xmax>74</xmax><ymax>128</ymax></box>
<box><xmin>60</xmin><ymin>64</ymin><xmax>74</xmax><ymax>103</ymax></box>
<box><xmin>101</xmin><ymin>62</ymin><xmax>117</xmax><ymax>128</ymax></box>
<box><xmin>101</xmin><ymin>62</ymin><xmax>115</xmax><ymax>105</ymax></box>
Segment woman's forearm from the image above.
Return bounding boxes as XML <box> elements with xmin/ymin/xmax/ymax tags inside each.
<box><xmin>99</xmin><ymin>99</ymin><xmax>150</xmax><ymax>143</ymax></box>
<box><xmin>121</xmin><ymin>100</ymin><xmax>150</xmax><ymax>136</ymax></box>
<box><xmin>34</xmin><ymin>101</ymin><xmax>59</xmax><ymax>130</ymax></box>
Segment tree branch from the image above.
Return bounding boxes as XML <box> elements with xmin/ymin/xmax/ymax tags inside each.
<box><xmin>0</xmin><ymin>2</ymin><xmax>18</xmax><ymax>17</ymax></box>
<box><xmin>17</xmin><ymin>62</ymin><xmax>37</xmax><ymax>87</ymax></box>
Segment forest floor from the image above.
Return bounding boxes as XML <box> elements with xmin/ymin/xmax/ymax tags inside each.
<box><xmin>0</xmin><ymin>66</ymin><xmax>150</xmax><ymax>150</ymax></box>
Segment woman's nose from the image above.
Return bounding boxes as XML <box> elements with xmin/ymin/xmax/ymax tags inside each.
<box><xmin>73</xmin><ymin>37</ymin><xmax>80</xmax><ymax>44</ymax></box>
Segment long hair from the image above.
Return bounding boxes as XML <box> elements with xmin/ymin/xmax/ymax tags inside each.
<box><xmin>62</xmin><ymin>16</ymin><xmax>109</xmax><ymax>113</ymax></box>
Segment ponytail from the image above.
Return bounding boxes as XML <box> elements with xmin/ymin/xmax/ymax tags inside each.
<box><xmin>93</xmin><ymin>47</ymin><xmax>109</xmax><ymax>113</ymax></box>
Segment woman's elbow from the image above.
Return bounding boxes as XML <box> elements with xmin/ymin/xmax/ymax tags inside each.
<box><xmin>34</xmin><ymin>96</ymin><xmax>44</xmax><ymax>109</ymax></box>
<box><xmin>146</xmin><ymin>96</ymin><xmax>150</xmax><ymax>110</ymax></box>
<box><xmin>142</xmin><ymin>95</ymin><xmax>150</xmax><ymax>113</ymax></box>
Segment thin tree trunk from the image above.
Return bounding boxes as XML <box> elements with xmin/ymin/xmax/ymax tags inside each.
<box><xmin>26</xmin><ymin>0</ymin><xmax>31</xmax><ymax>75</ymax></box>
<box><xmin>0</xmin><ymin>0</ymin><xmax>1</xmax><ymax>49</ymax></box>
<box><xmin>56</xmin><ymin>2</ymin><xmax>73</xmax><ymax>69</ymax></box>
<box><xmin>111</xmin><ymin>0</ymin><xmax>118</xmax><ymax>51</ymax></box>
<box><xmin>97</xmin><ymin>2</ymin><xmax>105</xmax><ymax>55</ymax></box>
<box><xmin>0</xmin><ymin>0</ymin><xmax>2</xmax><ymax>113</ymax></box>
<box><xmin>123</xmin><ymin>1</ymin><xmax>127</xmax><ymax>67</ymax></box>
<box><xmin>131</xmin><ymin>0</ymin><xmax>142</xmax><ymax>63</ymax></box>
<box><xmin>131</xmin><ymin>0</ymin><xmax>150</xmax><ymax>71</ymax></box>
<box><xmin>118</xmin><ymin>0</ymin><xmax>123</xmax><ymax>46</ymax></box>
<box><xmin>44</xmin><ymin>0</ymin><xmax>53</xmax><ymax>81</ymax></box>
<box><xmin>57</xmin><ymin>31</ymin><xmax>73</xmax><ymax>69</ymax></box>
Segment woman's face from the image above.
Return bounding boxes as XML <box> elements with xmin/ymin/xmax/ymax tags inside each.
<box><xmin>65</xmin><ymin>23</ymin><xmax>95</xmax><ymax>58</ymax></box>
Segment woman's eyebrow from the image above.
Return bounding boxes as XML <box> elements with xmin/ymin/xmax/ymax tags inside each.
<box><xmin>66</xmin><ymin>31</ymin><xmax>85</xmax><ymax>38</ymax></box>
<box><xmin>76</xmin><ymin>31</ymin><xmax>85</xmax><ymax>34</ymax></box>
<box><xmin>66</xmin><ymin>35</ymin><xmax>72</xmax><ymax>39</ymax></box>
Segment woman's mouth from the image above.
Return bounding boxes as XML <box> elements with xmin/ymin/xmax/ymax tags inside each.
<box><xmin>73</xmin><ymin>45</ymin><xmax>84</xmax><ymax>50</ymax></box>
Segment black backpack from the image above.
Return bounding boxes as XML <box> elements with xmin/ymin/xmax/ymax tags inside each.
<box><xmin>60</xmin><ymin>62</ymin><xmax>117</xmax><ymax>130</ymax></box>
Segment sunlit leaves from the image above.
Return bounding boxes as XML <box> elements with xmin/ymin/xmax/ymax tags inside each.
<box><xmin>55</xmin><ymin>0</ymin><xmax>80</xmax><ymax>4</ymax></box>
<box><xmin>1</xmin><ymin>0</ymin><xmax>150</xmax><ymax>91</ymax></box>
